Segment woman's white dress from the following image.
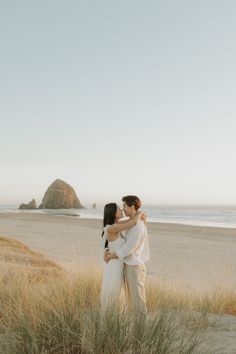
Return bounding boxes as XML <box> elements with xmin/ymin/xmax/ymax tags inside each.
<box><xmin>100</xmin><ymin>225</ymin><xmax>126</xmax><ymax>311</ymax></box>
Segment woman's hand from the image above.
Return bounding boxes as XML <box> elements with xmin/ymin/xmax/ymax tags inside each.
<box><xmin>140</xmin><ymin>212</ymin><xmax>147</xmax><ymax>224</ymax></box>
<box><xmin>132</xmin><ymin>211</ymin><xmax>142</xmax><ymax>224</ymax></box>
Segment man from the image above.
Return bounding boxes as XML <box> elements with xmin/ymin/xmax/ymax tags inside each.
<box><xmin>105</xmin><ymin>195</ymin><xmax>150</xmax><ymax>316</ymax></box>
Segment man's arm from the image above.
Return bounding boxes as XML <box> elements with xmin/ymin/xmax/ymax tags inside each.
<box><xmin>105</xmin><ymin>225</ymin><xmax>142</xmax><ymax>262</ymax></box>
<box><xmin>116</xmin><ymin>226</ymin><xmax>142</xmax><ymax>260</ymax></box>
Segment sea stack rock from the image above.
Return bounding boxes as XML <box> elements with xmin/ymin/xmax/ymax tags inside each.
<box><xmin>92</xmin><ymin>203</ymin><xmax>97</xmax><ymax>209</ymax></box>
<box><xmin>19</xmin><ymin>199</ymin><xmax>37</xmax><ymax>210</ymax></box>
<box><xmin>39</xmin><ymin>179</ymin><xmax>83</xmax><ymax>209</ymax></box>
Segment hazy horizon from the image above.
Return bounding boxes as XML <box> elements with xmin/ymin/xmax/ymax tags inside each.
<box><xmin>0</xmin><ymin>177</ymin><xmax>236</xmax><ymax>209</ymax></box>
<box><xmin>1</xmin><ymin>1</ymin><xmax>236</xmax><ymax>206</ymax></box>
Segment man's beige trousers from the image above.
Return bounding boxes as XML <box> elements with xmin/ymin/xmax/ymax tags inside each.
<box><xmin>124</xmin><ymin>263</ymin><xmax>147</xmax><ymax>316</ymax></box>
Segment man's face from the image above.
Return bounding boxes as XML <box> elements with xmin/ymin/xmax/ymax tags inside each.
<box><xmin>122</xmin><ymin>202</ymin><xmax>134</xmax><ymax>217</ymax></box>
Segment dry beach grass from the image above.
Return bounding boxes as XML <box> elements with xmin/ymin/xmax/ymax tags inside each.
<box><xmin>0</xmin><ymin>253</ymin><xmax>200</xmax><ymax>353</ymax></box>
<box><xmin>0</xmin><ymin>236</ymin><xmax>236</xmax><ymax>353</ymax></box>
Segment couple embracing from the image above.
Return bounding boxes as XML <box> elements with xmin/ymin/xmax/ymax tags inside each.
<box><xmin>100</xmin><ymin>195</ymin><xmax>150</xmax><ymax>317</ymax></box>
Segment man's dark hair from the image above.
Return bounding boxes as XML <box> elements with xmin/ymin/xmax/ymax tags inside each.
<box><xmin>122</xmin><ymin>195</ymin><xmax>142</xmax><ymax>211</ymax></box>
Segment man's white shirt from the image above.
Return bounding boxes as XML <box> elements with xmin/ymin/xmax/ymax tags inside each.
<box><xmin>116</xmin><ymin>220</ymin><xmax>150</xmax><ymax>265</ymax></box>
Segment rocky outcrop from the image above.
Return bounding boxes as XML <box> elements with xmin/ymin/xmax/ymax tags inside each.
<box><xmin>92</xmin><ymin>203</ymin><xmax>97</xmax><ymax>209</ymax></box>
<box><xmin>19</xmin><ymin>199</ymin><xmax>37</xmax><ymax>210</ymax></box>
<box><xmin>39</xmin><ymin>179</ymin><xmax>83</xmax><ymax>209</ymax></box>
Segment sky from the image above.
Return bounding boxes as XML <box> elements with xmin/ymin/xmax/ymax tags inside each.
<box><xmin>1</xmin><ymin>0</ymin><xmax>236</xmax><ymax>206</ymax></box>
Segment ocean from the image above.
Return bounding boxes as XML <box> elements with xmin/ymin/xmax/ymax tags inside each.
<box><xmin>1</xmin><ymin>205</ymin><xmax>236</xmax><ymax>229</ymax></box>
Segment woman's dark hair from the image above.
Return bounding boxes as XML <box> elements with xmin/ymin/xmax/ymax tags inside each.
<box><xmin>122</xmin><ymin>195</ymin><xmax>141</xmax><ymax>211</ymax></box>
<box><xmin>101</xmin><ymin>203</ymin><xmax>117</xmax><ymax>248</ymax></box>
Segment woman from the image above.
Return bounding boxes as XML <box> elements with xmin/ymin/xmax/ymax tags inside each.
<box><xmin>100</xmin><ymin>203</ymin><xmax>144</xmax><ymax>311</ymax></box>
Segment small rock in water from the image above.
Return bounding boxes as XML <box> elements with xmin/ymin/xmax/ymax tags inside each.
<box><xmin>19</xmin><ymin>199</ymin><xmax>37</xmax><ymax>210</ymax></box>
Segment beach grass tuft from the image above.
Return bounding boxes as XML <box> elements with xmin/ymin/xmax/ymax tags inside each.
<box><xmin>0</xmin><ymin>271</ymin><xmax>203</xmax><ymax>354</ymax></box>
<box><xmin>0</xmin><ymin>236</ymin><xmax>235</xmax><ymax>353</ymax></box>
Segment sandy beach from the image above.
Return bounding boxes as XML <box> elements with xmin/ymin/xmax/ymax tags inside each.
<box><xmin>1</xmin><ymin>212</ymin><xmax>236</xmax><ymax>353</ymax></box>
<box><xmin>1</xmin><ymin>212</ymin><xmax>236</xmax><ymax>291</ymax></box>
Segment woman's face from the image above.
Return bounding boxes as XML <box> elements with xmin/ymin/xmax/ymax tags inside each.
<box><xmin>115</xmin><ymin>207</ymin><xmax>123</xmax><ymax>220</ymax></box>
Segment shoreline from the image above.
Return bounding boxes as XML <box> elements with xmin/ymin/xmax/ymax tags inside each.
<box><xmin>1</xmin><ymin>207</ymin><xmax>236</xmax><ymax>229</ymax></box>
<box><xmin>1</xmin><ymin>211</ymin><xmax>236</xmax><ymax>231</ymax></box>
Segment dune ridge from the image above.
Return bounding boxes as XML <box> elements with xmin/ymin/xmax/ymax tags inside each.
<box><xmin>0</xmin><ymin>236</ymin><xmax>62</xmax><ymax>280</ymax></box>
